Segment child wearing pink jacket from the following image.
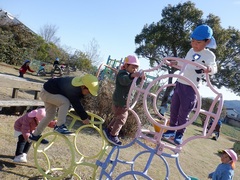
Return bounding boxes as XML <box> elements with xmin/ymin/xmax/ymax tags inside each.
<box><xmin>13</xmin><ymin>108</ymin><xmax>56</xmax><ymax>163</ymax></box>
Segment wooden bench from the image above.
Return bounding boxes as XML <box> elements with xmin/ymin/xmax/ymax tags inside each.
<box><xmin>0</xmin><ymin>74</ymin><xmax>44</xmax><ymax>114</ymax></box>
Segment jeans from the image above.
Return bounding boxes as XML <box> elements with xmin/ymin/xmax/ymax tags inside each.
<box><xmin>15</xmin><ymin>134</ymin><xmax>32</xmax><ymax>156</ymax></box>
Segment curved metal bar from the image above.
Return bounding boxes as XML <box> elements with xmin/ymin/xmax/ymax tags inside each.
<box><xmin>34</xmin><ymin>56</ymin><xmax>223</xmax><ymax>180</ymax></box>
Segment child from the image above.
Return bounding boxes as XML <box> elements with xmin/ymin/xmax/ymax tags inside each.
<box><xmin>37</xmin><ymin>63</ymin><xmax>46</xmax><ymax>76</ymax></box>
<box><xmin>207</xmin><ymin>118</ymin><xmax>222</xmax><ymax>141</ymax></box>
<box><xmin>19</xmin><ymin>60</ymin><xmax>35</xmax><ymax>78</ymax></box>
<box><xmin>208</xmin><ymin>149</ymin><xmax>238</xmax><ymax>179</ymax></box>
<box><xmin>51</xmin><ymin>57</ymin><xmax>63</xmax><ymax>77</ymax></box>
<box><xmin>13</xmin><ymin>108</ymin><xmax>56</xmax><ymax>163</ymax></box>
<box><xmin>103</xmin><ymin>55</ymin><xmax>145</xmax><ymax>145</ymax></box>
<box><xmin>163</xmin><ymin>24</ymin><xmax>218</xmax><ymax>145</ymax></box>
<box><xmin>29</xmin><ymin>74</ymin><xmax>99</xmax><ymax>142</ymax></box>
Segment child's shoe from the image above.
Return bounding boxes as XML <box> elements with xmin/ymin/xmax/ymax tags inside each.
<box><xmin>13</xmin><ymin>153</ymin><xmax>27</xmax><ymax>163</ymax></box>
<box><xmin>29</xmin><ymin>134</ymin><xmax>49</xmax><ymax>144</ymax></box>
<box><xmin>103</xmin><ymin>128</ymin><xmax>122</xmax><ymax>146</ymax></box>
<box><xmin>162</xmin><ymin>130</ymin><xmax>176</xmax><ymax>138</ymax></box>
<box><xmin>174</xmin><ymin>132</ymin><xmax>183</xmax><ymax>145</ymax></box>
<box><xmin>54</xmin><ymin>124</ymin><xmax>74</xmax><ymax>135</ymax></box>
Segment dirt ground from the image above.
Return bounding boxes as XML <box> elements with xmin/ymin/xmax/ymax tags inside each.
<box><xmin>0</xmin><ymin>63</ymin><xmax>239</xmax><ymax>180</ymax></box>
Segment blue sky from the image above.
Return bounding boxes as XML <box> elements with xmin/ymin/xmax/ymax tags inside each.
<box><xmin>0</xmin><ymin>0</ymin><xmax>240</xmax><ymax>100</ymax></box>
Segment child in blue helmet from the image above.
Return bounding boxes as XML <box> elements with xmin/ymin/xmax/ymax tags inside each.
<box><xmin>51</xmin><ymin>57</ymin><xmax>63</xmax><ymax>77</ymax></box>
<box><xmin>163</xmin><ymin>25</ymin><xmax>218</xmax><ymax>145</ymax></box>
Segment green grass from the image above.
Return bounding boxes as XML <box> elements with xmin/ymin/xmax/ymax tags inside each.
<box><xmin>221</xmin><ymin>123</ymin><xmax>240</xmax><ymax>139</ymax></box>
<box><xmin>193</xmin><ymin>117</ymin><xmax>240</xmax><ymax>140</ymax></box>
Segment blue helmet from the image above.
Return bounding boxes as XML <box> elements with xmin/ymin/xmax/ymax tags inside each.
<box><xmin>24</xmin><ymin>60</ymin><xmax>30</xmax><ymax>64</ymax></box>
<box><xmin>191</xmin><ymin>25</ymin><xmax>217</xmax><ymax>49</ymax></box>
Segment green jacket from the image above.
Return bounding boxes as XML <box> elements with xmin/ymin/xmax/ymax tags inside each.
<box><xmin>113</xmin><ymin>69</ymin><xmax>141</xmax><ymax>107</ymax></box>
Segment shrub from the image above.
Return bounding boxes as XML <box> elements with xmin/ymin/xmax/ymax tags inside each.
<box><xmin>82</xmin><ymin>79</ymin><xmax>148</xmax><ymax>137</ymax></box>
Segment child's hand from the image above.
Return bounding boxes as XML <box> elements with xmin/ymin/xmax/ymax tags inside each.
<box><xmin>139</xmin><ymin>71</ymin><xmax>146</xmax><ymax>80</ymax></box>
<box><xmin>131</xmin><ymin>71</ymin><xmax>145</xmax><ymax>79</ymax></box>
<box><xmin>204</xmin><ymin>66</ymin><xmax>211</xmax><ymax>73</ymax></box>
<box><xmin>169</xmin><ymin>60</ymin><xmax>178</xmax><ymax>66</ymax></box>
<box><xmin>82</xmin><ymin>119</ymin><xmax>90</xmax><ymax>124</ymax></box>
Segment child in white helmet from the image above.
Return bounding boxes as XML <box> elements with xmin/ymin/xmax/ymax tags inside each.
<box><xmin>13</xmin><ymin>108</ymin><xmax>56</xmax><ymax>163</ymax></box>
<box><xmin>103</xmin><ymin>55</ymin><xmax>145</xmax><ymax>145</ymax></box>
<box><xmin>29</xmin><ymin>74</ymin><xmax>99</xmax><ymax>142</ymax></box>
<box><xmin>208</xmin><ymin>149</ymin><xmax>238</xmax><ymax>179</ymax></box>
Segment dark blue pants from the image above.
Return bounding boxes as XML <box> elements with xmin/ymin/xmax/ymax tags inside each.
<box><xmin>15</xmin><ymin>134</ymin><xmax>32</xmax><ymax>156</ymax></box>
<box><xmin>170</xmin><ymin>82</ymin><xmax>196</xmax><ymax>134</ymax></box>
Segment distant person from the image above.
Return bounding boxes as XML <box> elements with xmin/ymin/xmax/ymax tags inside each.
<box><xmin>53</xmin><ymin>57</ymin><xmax>60</xmax><ymax>66</ymax></box>
<box><xmin>207</xmin><ymin>118</ymin><xmax>222</xmax><ymax>141</ymax></box>
<box><xmin>13</xmin><ymin>108</ymin><xmax>56</xmax><ymax>163</ymax></box>
<box><xmin>208</xmin><ymin>149</ymin><xmax>238</xmax><ymax>179</ymax></box>
<box><xmin>37</xmin><ymin>63</ymin><xmax>46</xmax><ymax>76</ymax></box>
<box><xmin>103</xmin><ymin>55</ymin><xmax>145</xmax><ymax>145</ymax></box>
<box><xmin>29</xmin><ymin>74</ymin><xmax>99</xmax><ymax>142</ymax></box>
<box><xmin>19</xmin><ymin>60</ymin><xmax>35</xmax><ymax>78</ymax></box>
<box><xmin>163</xmin><ymin>24</ymin><xmax>218</xmax><ymax>145</ymax></box>
<box><xmin>51</xmin><ymin>57</ymin><xmax>62</xmax><ymax>77</ymax></box>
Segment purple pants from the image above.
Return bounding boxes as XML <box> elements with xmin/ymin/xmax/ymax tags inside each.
<box><xmin>170</xmin><ymin>82</ymin><xmax>196</xmax><ymax>134</ymax></box>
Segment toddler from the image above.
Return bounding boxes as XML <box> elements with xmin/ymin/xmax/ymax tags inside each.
<box><xmin>13</xmin><ymin>108</ymin><xmax>56</xmax><ymax>163</ymax></box>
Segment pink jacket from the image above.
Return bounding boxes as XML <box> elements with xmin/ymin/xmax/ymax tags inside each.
<box><xmin>14</xmin><ymin>113</ymin><xmax>55</xmax><ymax>140</ymax></box>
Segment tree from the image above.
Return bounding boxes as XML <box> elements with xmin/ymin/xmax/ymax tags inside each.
<box><xmin>83</xmin><ymin>38</ymin><xmax>102</xmax><ymax>66</ymax></box>
<box><xmin>0</xmin><ymin>23</ymin><xmax>43</xmax><ymax>65</ymax></box>
<box><xmin>39</xmin><ymin>24</ymin><xmax>60</xmax><ymax>45</ymax></box>
<box><xmin>135</xmin><ymin>1</ymin><xmax>240</xmax><ymax>105</ymax></box>
<box><xmin>135</xmin><ymin>1</ymin><xmax>203</xmax><ymax>106</ymax></box>
<box><xmin>71</xmin><ymin>50</ymin><xmax>93</xmax><ymax>72</ymax></box>
<box><xmin>211</xmin><ymin>26</ymin><xmax>240</xmax><ymax>95</ymax></box>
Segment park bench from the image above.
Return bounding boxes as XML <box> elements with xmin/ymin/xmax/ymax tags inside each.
<box><xmin>0</xmin><ymin>74</ymin><xmax>44</xmax><ymax>115</ymax></box>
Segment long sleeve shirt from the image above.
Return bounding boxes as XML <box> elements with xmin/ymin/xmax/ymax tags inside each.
<box><xmin>178</xmin><ymin>48</ymin><xmax>217</xmax><ymax>87</ymax></box>
<box><xmin>14</xmin><ymin>113</ymin><xmax>54</xmax><ymax>140</ymax></box>
<box><xmin>19</xmin><ymin>63</ymin><xmax>34</xmax><ymax>74</ymax></box>
<box><xmin>43</xmin><ymin>77</ymin><xmax>88</xmax><ymax>120</ymax></box>
<box><xmin>112</xmin><ymin>69</ymin><xmax>141</xmax><ymax>107</ymax></box>
<box><xmin>208</xmin><ymin>163</ymin><xmax>234</xmax><ymax>180</ymax></box>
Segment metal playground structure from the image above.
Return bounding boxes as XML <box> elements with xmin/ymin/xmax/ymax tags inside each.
<box><xmin>97</xmin><ymin>55</ymin><xmax>123</xmax><ymax>81</ymax></box>
<box><xmin>33</xmin><ymin>57</ymin><xmax>223</xmax><ymax>179</ymax></box>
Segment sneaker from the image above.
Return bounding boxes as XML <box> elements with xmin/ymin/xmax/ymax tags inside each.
<box><xmin>54</xmin><ymin>124</ymin><xmax>74</xmax><ymax>135</ymax></box>
<box><xmin>40</xmin><ymin>139</ymin><xmax>49</xmax><ymax>144</ymax></box>
<box><xmin>13</xmin><ymin>154</ymin><xmax>27</xmax><ymax>163</ymax></box>
<box><xmin>174</xmin><ymin>132</ymin><xmax>183</xmax><ymax>145</ymax></box>
<box><xmin>29</xmin><ymin>134</ymin><xmax>49</xmax><ymax>144</ymax></box>
<box><xmin>163</xmin><ymin>130</ymin><xmax>176</xmax><ymax>138</ymax></box>
<box><xmin>103</xmin><ymin>128</ymin><xmax>122</xmax><ymax>146</ymax></box>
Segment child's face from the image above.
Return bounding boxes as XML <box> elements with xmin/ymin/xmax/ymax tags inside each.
<box><xmin>81</xmin><ymin>86</ymin><xmax>90</xmax><ymax>95</ymax></box>
<box><xmin>221</xmin><ymin>153</ymin><xmax>231</xmax><ymax>164</ymax></box>
<box><xmin>191</xmin><ymin>39</ymin><xmax>210</xmax><ymax>52</ymax></box>
<box><xmin>125</xmin><ymin>64</ymin><xmax>139</xmax><ymax>73</ymax></box>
